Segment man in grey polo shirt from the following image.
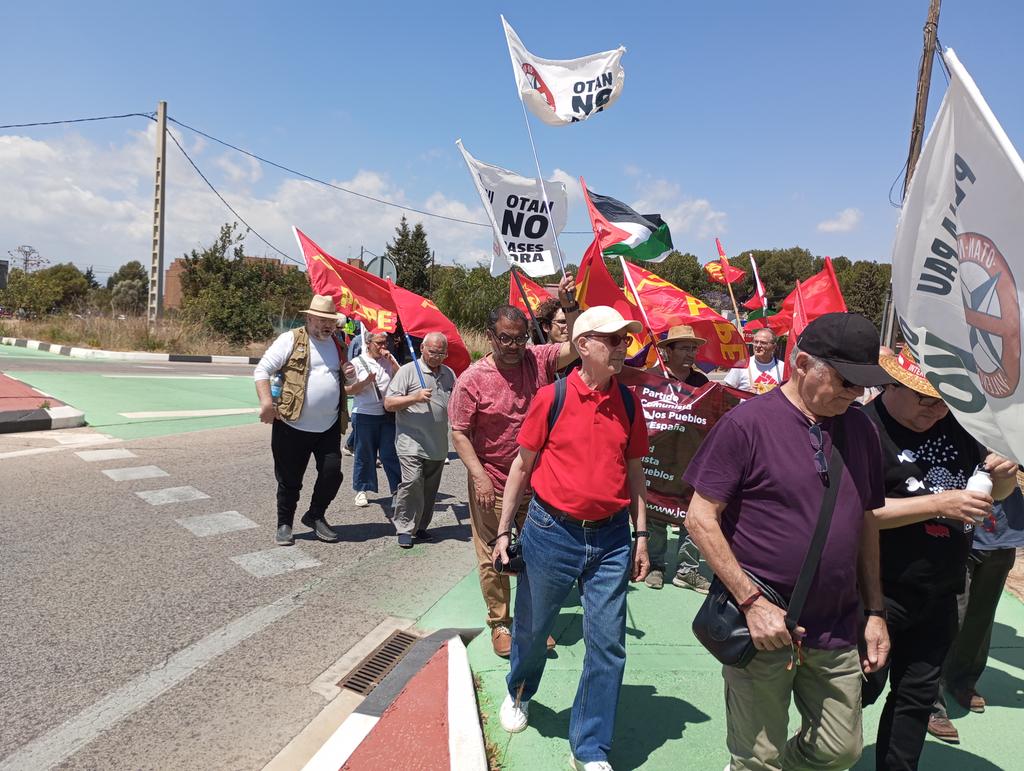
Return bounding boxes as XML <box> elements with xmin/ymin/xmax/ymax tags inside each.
<box><xmin>384</xmin><ymin>332</ymin><xmax>456</xmax><ymax>548</ymax></box>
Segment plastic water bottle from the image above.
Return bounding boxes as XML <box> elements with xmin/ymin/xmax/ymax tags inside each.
<box><xmin>965</xmin><ymin>465</ymin><xmax>993</xmax><ymax>496</ymax></box>
<box><xmin>270</xmin><ymin>373</ymin><xmax>283</xmax><ymax>403</ymax></box>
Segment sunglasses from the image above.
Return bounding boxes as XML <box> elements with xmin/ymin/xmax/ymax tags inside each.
<box><xmin>586</xmin><ymin>332</ymin><xmax>633</xmax><ymax>348</ymax></box>
<box><xmin>808</xmin><ymin>423</ymin><xmax>829</xmax><ymax>487</ymax></box>
<box><xmin>827</xmin><ymin>365</ymin><xmax>858</xmax><ymax>390</ymax></box>
<box><xmin>897</xmin><ymin>384</ymin><xmax>944</xmax><ymax>408</ymax></box>
<box><xmin>492</xmin><ymin>332</ymin><xmax>529</xmax><ymax>347</ymax></box>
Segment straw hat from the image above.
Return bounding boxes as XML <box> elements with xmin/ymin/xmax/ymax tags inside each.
<box><xmin>879</xmin><ymin>349</ymin><xmax>940</xmax><ymax>398</ymax></box>
<box><xmin>302</xmin><ymin>294</ymin><xmax>339</xmax><ymax>320</ymax></box>
<box><xmin>657</xmin><ymin>324</ymin><xmax>706</xmax><ymax>348</ymax></box>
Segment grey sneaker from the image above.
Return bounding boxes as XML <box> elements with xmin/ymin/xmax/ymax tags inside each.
<box><xmin>301</xmin><ymin>513</ymin><xmax>339</xmax><ymax>543</ymax></box>
<box><xmin>275</xmin><ymin>524</ymin><xmax>294</xmax><ymax>546</ymax></box>
<box><xmin>672</xmin><ymin>569</ymin><xmax>711</xmax><ymax>594</ymax></box>
<box><xmin>644</xmin><ymin>569</ymin><xmax>665</xmax><ymax>589</ymax></box>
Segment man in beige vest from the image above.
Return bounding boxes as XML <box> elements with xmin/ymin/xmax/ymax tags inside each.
<box><xmin>254</xmin><ymin>295</ymin><xmax>356</xmax><ymax>545</ymax></box>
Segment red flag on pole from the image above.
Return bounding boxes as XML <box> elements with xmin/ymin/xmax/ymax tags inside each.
<box><xmin>782</xmin><ymin>280</ymin><xmax>810</xmax><ymax>380</ymax></box>
<box><xmin>705</xmin><ymin>238</ymin><xmax>746</xmax><ymax>284</ymax></box>
<box><xmin>507</xmin><ymin>271</ymin><xmax>553</xmax><ymax>315</ymax></box>
<box><xmin>575</xmin><ymin>239</ymin><xmax>637</xmax><ymax>320</ymax></box>
<box><xmin>387</xmin><ymin>281</ymin><xmax>471</xmax><ymax>375</ymax></box>
<box><xmin>746</xmin><ymin>257</ymin><xmax>847</xmax><ymax>334</ymax></box>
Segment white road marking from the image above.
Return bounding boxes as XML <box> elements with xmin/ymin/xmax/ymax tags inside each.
<box><xmin>103</xmin><ymin>375</ymin><xmax>229</xmax><ymax>380</ymax></box>
<box><xmin>135</xmin><ymin>486</ymin><xmax>210</xmax><ymax>505</ymax></box>
<box><xmin>76</xmin><ymin>448</ymin><xmax>137</xmax><ymax>462</ymax></box>
<box><xmin>102</xmin><ymin>465</ymin><xmax>170</xmax><ymax>482</ymax></box>
<box><xmin>231</xmin><ymin>546</ymin><xmax>321</xmax><ymax>578</ymax></box>
<box><xmin>0</xmin><ymin>447</ymin><xmax>62</xmax><ymax>460</ymax></box>
<box><xmin>119</xmin><ymin>408</ymin><xmax>258</xmax><ymax>419</ymax></box>
<box><xmin>176</xmin><ymin>511</ymin><xmax>258</xmax><ymax>537</ymax></box>
<box><xmin>0</xmin><ymin>597</ymin><xmax>300</xmax><ymax>771</ymax></box>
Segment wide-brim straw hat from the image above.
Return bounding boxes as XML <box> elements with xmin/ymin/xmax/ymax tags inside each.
<box><xmin>302</xmin><ymin>294</ymin><xmax>340</xmax><ymax>320</ymax></box>
<box><xmin>879</xmin><ymin>350</ymin><xmax>940</xmax><ymax>398</ymax></box>
<box><xmin>657</xmin><ymin>324</ymin><xmax>707</xmax><ymax>348</ymax></box>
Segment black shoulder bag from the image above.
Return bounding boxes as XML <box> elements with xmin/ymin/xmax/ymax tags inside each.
<box><xmin>692</xmin><ymin>420</ymin><xmax>846</xmax><ymax>668</ymax></box>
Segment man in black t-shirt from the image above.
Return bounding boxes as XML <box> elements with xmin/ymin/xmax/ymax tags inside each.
<box><xmin>862</xmin><ymin>351</ymin><xmax>1017</xmax><ymax>771</ymax></box>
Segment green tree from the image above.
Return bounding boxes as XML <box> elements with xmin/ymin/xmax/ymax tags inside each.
<box><xmin>836</xmin><ymin>260</ymin><xmax>891</xmax><ymax>327</ymax></box>
<box><xmin>87</xmin><ymin>286</ymin><xmax>113</xmax><ymax>316</ymax></box>
<box><xmin>35</xmin><ymin>263</ymin><xmax>90</xmax><ymax>312</ymax></box>
<box><xmin>111</xmin><ymin>279</ymin><xmax>148</xmax><ymax>316</ymax></box>
<box><xmin>387</xmin><ymin>216</ymin><xmax>431</xmax><ymax>296</ymax></box>
<box><xmin>179</xmin><ymin>223</ymin><xmax>312</xmax><ymax>343</ymax></box>
<box><xmin>83</xmin><ymin>266</ymin><xmax>100</xmax><ymax>290</ymax></box>
<box><xmin>106</xmin><ymin>260</ymin><xmax>147</xmax><ymax>290</ymax></box>
<box><xmin>0</xmin><ymin>268</ymin><xmax>63</xmax><ymax>317</ymax></box>
<box><xmin>431</xmin><ymin>263</ymin><xmax>507</xmax><ymax>330</ymax></box>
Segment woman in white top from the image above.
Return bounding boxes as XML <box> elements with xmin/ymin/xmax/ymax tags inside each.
<box><xmin>347</xmin><ymin>330</ymin><xmax>402</xmax><ymax>506</ymax></box>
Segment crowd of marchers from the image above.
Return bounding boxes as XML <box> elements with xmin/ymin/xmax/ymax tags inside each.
<box><xmin>254</xmin><ymin>283</ymin><xmax>1023</xmax><ymax>771</ymax></box>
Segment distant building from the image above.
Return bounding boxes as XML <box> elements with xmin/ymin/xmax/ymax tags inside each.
<box><xmin>164</xmin><ymin>255</ymin><xmax>298</xmax><ymax>310</ymax></box>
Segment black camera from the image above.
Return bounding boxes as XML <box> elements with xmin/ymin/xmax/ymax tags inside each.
<box><xmin>492</xmin><ymin>534</ymin><xmax>525</xmax><ymax>575</ymax></box>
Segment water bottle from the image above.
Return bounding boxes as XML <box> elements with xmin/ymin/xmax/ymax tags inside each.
<box><xmin>270</xmin><ymin>372</ymin><xmax>283</xmax><ymax>403</ymax></box>
<box><xmin>958</xmin><ymin>465</ymin><xmax>993</xmax><ymax>532</ymax></box>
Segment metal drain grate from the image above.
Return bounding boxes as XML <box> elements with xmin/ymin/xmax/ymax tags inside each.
<box><xmin>337</xmin><ymin>630</ymin><xmax>420</xmax><ymax>696</ymax></box>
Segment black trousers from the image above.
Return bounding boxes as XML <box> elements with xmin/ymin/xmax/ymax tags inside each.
<box><xmin>271</xmin><ymin>418</ymin><xmax>343</xmax><ymax>526</ymax></box>
<box><xmin>863</xmin><ymin>591</ymin><xmax>959</xmax><ymax>771</ymax></box>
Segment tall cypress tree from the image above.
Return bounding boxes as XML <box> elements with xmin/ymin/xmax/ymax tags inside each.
<box><xmin>387</xmin><ymin>215</ymin><xmax>431</xmax><ymax>296</ymax></box>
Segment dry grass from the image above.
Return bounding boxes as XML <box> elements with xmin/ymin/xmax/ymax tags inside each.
<box><xmin>461</xmin><ymin>328</ymin><xmax>491</xmax><ymax>361</ymax></box>
<box><xmin>0</xmin><ymin>316</ymin><xmax>269</xmax><ymax>356</ymax></box>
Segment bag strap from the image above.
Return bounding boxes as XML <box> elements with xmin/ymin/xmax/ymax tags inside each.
<box><xmin>547</xmin><ymin>376</ymin><xmax>568</xmax><ymax>433</ymax></box>
<box><xmin>785</xmin><ymin>417</ymin><xmax>846</xmax><ymax>629</ymax></box>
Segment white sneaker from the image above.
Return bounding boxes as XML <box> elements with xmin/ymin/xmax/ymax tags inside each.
<box><xmin>570</xmin><ymin>753</ymin><xmax>613</xmax><ymax>771</ymax></box>
<box><xmin>354</xmin><ymin>491</ymin><xmax>368</xmax><ymax>507</ymax></box>
<box><xmin>499</xmin><ymin>693</ymin><xmax>529</xmax><ymax>733</ymax></box>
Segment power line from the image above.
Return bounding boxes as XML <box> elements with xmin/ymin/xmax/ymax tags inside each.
<box><xmin>0</xmin><ymin>112</ymin><xmax>155</xmax><ymax>130</ymax></box>
<box><xmin>164</xmin><ymin>128</ymin><xmax>300</xmax><ymax>265</ymax></box>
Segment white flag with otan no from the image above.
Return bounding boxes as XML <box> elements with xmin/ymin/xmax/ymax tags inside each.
<box><xmin>456</xmin><ymin>140</ymin><xmax>567</xmax><ymax>278</ymax></box>
<box><xmin>891</xmin><ymin>49</ymin><xmax>1024</xmax><ymax>461</ymax></box>
<box><xmin>501</xmin><ymin>16</ymin><xmax>625</xmax><ymax>127</ymax></box>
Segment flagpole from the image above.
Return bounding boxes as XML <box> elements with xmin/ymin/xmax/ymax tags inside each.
<box><xmin>618</xmin><ymin>255</ymin><xmax>671</xmax><ymax>380</ymax></box>
<box><xmin>404</xmin><ymin>333</ymin><xmax>427</xmax><ymax>389</ymax></box>
<box><xmin>510</xmin><ymin>265</ymin><xmax>549</xmax><ymax>344</ymax></box>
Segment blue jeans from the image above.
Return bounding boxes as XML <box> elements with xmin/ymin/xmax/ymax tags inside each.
<box><xmin>351</xmin><ymin>412</ymin><xmax>401</xmax><ymax>493</ymax></box>
<box><xmin>507</xmin><ymin>499</ymin><xmax>631</xmax><ymax>763</ymax></box>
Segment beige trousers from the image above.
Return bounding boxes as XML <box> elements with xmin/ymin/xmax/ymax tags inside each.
<box><xmin>466</xmin><ymin>478</ymin><xmax>528</xmax><ymax>628</ymax></box>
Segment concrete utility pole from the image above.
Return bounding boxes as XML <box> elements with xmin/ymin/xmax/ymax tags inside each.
<box><xmin>148</xmin><ymin>100</ymin><xmax>168</xmax><ymax>328</ymax></box>
<box><xmin>882</xmin><ymin>0</ymin><xmax>941</xmax><ymax>347</ymax></box>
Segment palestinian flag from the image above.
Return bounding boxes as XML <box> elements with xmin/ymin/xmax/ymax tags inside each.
<box><xmin>581</xmin><ymin>177</ymin><xmax>673</xmax><ymax>262</ymax></box>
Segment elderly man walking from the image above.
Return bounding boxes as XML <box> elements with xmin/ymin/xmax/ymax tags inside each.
<box><xmin>254</xmin><ymin>294</ymin><xmax>355</xmax><ymax>546</ymax></box>
<box><xmin>449</xmin><ymin>274</ymin><xmax>578</xmax><ymax>657</ymax></box>
<box><xmin>492</xmin><ymin>306</ymin><xmax>650</xmax><ymax>771</ymax></box>
<box><xmin>383</xmin><ymin>332</ymin><xmax>456</xmax><ymax>549</ymax></box>
<box><xmin>861</xmin><ymin>350</ymin><xmax>1017</xmax><ymax>770</ymax></box>
<box><xmin>644</xmin><ymin>324</ymin><xmax>712</xmax><ymax>593</ymax></box>
<box><xmin>686</xmin><ymin>312</ymin><xmax>893</xmax><ymax>771</ymax></box>
<box><xmin>725</xmin><ymin>328</ymin><xmax>784</xmax><ymax>394</ymax></box>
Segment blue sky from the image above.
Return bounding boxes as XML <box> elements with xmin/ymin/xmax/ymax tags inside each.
<box><xmin>3</xmin><ymin>1</ymin><xmax>1023</xmax><ymax>282</ymax></box>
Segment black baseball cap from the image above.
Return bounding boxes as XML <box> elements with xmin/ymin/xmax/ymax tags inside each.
<box><xmin>796</xmin><ymin>312</ymin><xmax>895</xmax><ymax>387</ymax></box>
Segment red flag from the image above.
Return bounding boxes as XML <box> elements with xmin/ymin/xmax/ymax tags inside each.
<box><xmin>622</xmin><ymin>261</ymin><xmax>749</xmax><ymax>369</ymax></box>
<box><xmin>782</xmin><ymin>280</ymin><xmax>810</xmax><ymax>380</ymax></box>
<box><xmin>746</xmin><ymin>257</ymin><xmax>847</xmax><ymax>334</ymax></box>
<box><xmin>508</xmin><ymin>271</ymin><xmax>553</xmax><ymax>315</ymax></box>
<box><xmin>581</xmin><ymin>177</ymin><xmax>634</xmax><ymax>252</ymax></box>
<box><xmin>575</xmin><ymin>240</ymin><xmax>636</xmax><ymax>320</ymax></box>
<box><xmin>705</xmin><ymin>238</ymin><xmax>746</xmax><ymax>284</ymax></box>
<box><xmin>387</xmin><ymin>281</ymin><xmax>471</xmax><ymax>375</ymax></box>
<box><xmin>742</xmin><ymin>255</ymin><xmax>768</xmax><ymax>311</ymax></box>
<box><xmin>293</xmin><ymin>227</ymin><xmax>399</xmax><ymax>332</ymax></box>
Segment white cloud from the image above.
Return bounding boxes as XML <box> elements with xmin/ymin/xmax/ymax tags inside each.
<box><xmin>628</xmin><ymin>177</ymin><xmax>727</xmax><ymax>241</ymax></box>
<box><xmin>817</xmin><ymin>207</ymin><xmax>862</xmax><ymax>233</ymax></box>
<box><xmin>549</xmin><ymin>167</ymin><xmax>583</xmax><ymax>209</ymax></box>
<box><xmin>0</xmin><ymin>127</ymin><xmax>493</xmax><ymax>279</ymax></box>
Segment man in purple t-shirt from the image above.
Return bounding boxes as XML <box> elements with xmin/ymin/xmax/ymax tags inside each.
<box><xmin>685</xmin><ymin>313</ymin><xmax>893</xmax><ymax>771</ymax></box>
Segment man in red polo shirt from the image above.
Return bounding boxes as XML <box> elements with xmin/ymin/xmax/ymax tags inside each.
<box><xmin>490</xmin><ymin>306</ymin><xmax>650</xmax><ymax>771</ymax></box>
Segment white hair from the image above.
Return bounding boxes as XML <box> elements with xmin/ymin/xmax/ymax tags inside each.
<box><xmin>790</xmin><ymin>345</ymin><xmax>828</xmax><ymax>372</ymax></box>
<box><xmin>422</xmin><ymin>332</ymin><xmax>448</xmax><ymax>348</ymax></box>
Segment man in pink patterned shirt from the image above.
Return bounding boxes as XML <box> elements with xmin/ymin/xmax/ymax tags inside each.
<box><xmin>450</xmin><ymin>275</ymin><xmax>578</xmax><ymax>657</ymax></box>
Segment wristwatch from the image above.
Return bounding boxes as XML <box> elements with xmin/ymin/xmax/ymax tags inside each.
<box><xmin>561</xmin><ymin>302</ymin><xmax>580</xmax><ymax>313</ymax></box>
<box><xmin>632</xmin><ymin>530</ymin><xmax>650</xmax><ymax>539</ymax></box>
<box><xmin>864</xmin><ymin>609</ymin><xmax>887</xmax><ymax>619</ymax></box>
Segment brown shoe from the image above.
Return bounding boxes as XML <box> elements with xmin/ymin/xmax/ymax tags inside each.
<box><xmin>952</xmin><ymin>687</ymin><xmax>986</xmax><ymax>713</ymax></box>
<box><xmin>546</xmin><ymin>635</ymin><xmax>556</xmax><ymax>651</ymax></box>
<box><xmin>491</xmin><ymin>624</ymin><xmax>512</xmax><ymax>658</ymax></box>
<box><xmin>927</xmin><ymin>714</ymin><xmax>960</xmax><ymax>744</ymax></box>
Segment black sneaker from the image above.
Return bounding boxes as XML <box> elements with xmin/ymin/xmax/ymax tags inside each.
<box><xmin>398</xmin><ymin>533</ymin><xmax>414</xmax><ymax>549</ymax></box>
<box><xmin>414</xmin><ymin>529</ymin><xmax>432</xmax><ymax>541</ymax></box>
<box><xmin>275</xmin><ymin>525</ymin><xmax>294</xmax><ymax>546</ymax></box>
<box><xmin>301</xmin><ymin>513</ymin><xmax>339</xmax><ymax>543</ymax></box>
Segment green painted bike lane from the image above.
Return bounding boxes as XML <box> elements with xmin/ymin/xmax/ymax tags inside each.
<box><xmin>417</xmin><ymin>547</ymin><xmax>1024</xmax><ymax>770</ymax></box>
<box><xmin>0</xmin><ymin>345</ymin><xmax>259</xmax><ymax>439</ymax></box>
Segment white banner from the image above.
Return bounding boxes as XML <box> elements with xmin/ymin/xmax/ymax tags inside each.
<box><xmin>456</xmin><ymin>139</ymin><xmax>567</xmax><ymax>278</ymax></box>
<box><xmin>501</xmin><ymin>16</ymin><xmax>626</xmax><ymax>127</ymax></box>
<box><xmin>891</xmin><ymin>49</ymin><xmax>1024</xmax><ymax>462</ymax></box>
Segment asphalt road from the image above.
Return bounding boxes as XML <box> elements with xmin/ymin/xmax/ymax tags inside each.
<box><xmin>0</xmin><ymin>351</ymin><xmax>478</xmax><ymax>770</ymax></box>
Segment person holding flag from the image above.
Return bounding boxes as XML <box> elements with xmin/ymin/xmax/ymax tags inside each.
<box><xmin>725</xmin><ymin>328</ymin><xmax>785</xmax><ymax>394</ymax></box>
<box><xmin>535</xmin><ymin>298</ymin><xmax>571</xmax><ymax>345</ymax></box>
<box><xmin>448</xmin><ymin>274</ymin><xmax>579</xmax><ymax>658</ymax></box>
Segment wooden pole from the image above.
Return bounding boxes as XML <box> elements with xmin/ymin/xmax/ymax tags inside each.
<box><xmin>882</xmin><ymin>0</ymin><xmax>942</xmax><ymax>347</ymax></box>
<box><xmin>510</xmin><ymin>265</ymin><xmax>548</xmax><ymax>344</ymax></box>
